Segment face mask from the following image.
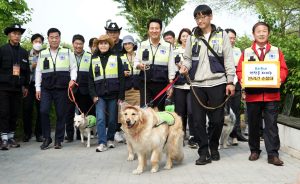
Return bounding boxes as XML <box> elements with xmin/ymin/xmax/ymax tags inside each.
<box><xmin>33</xmin><ymin>43</ymin><xmax>42</xmax><ymax>51</ymax></box>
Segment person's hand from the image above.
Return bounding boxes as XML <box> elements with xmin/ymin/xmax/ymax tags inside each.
<box><xmin>36</xmin><ymin>91</ymin><xmax>41</xmax><ymax>101</ymax></box>
<box><xmin>242</xmin><ymin>91</ymin><xmax>246</xmax><ymax>100</ymax></box>
<box><xmin>167</xmin><ymin>87</ymin><xmax>173</xmax><ymax>98</ymax></box>
<box><xmin>226</xmin><ymin>84</ymin><xmax>235</xmax><ymax>96</ymax></box>
<box><xmin>68</xmin><ymin>80</ymin><xmax>76</xmax><ymax>88</ymax></box>
<box><xmin>179</xmin><ymin>65</ymin><xmax>188</xmax><ymax>75</ymax></box>
<box><xmin>118</xmin><ymin>99</ymin><xmax>123</xmax><ymax>105</ymax></box>
<box><xmin>32</xmin><ymin>62</ymin><xmax>37</xmax><ymax>69</ymax></box>
<box><xmin>93</xmin><ymin>97</ymin><xmax>99</xmax><ymax>103</ymax></box>
<box><xmin>139</xmin><ymin>63</ymin><xmax>145</xmax><ymax>71</ymax></box>
<box><xmin>22</xmin><ymin>87</ymin><xmax>28</xmax><ymax>97</ymax></box>
<box><xmin>124</xmin><ymin>71</ymin><xmax>130</xmax><ymax>77</ymax></box>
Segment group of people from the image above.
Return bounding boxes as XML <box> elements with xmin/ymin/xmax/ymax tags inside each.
<box><xmin>0</xmin><ymin>4</ymin><xmax>288</xmax><ymax>166</ymax></box>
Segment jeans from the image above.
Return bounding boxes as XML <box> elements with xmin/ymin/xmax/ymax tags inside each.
<box><xmin>95</xmin><ymin>98</ymin><xmax>117</xmax><ymax>144</ymax></box>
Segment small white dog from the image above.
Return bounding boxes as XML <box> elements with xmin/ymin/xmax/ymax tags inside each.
<box><xmin>219</xmin><ymin>107</ymin><xmax>235</xmax><ymax>149</ymax></box>
<box><xmin>74</xmin><ymin>114</ymin><xmax>97</xmax><ymax>148</ymax></box>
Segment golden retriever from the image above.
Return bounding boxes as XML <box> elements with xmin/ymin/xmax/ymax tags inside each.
<box><xmin>120</xmin><ymin>104</ymin><xmax>184</xmax><ymax>174</ymax></box>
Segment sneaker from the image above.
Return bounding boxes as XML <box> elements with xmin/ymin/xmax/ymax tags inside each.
<box><xmin>96</xmin><ymin>144</ymin><xmax>108</xmax><ymax>152</ymax></box>
<box><xmin>8</xmin><ymin>138</ymin><xmax>20</xmax><ymax>148</ymax></box>
<box><xmin>40</xmin><ymin>138</ymin><xmax>52</xmax><ymax>150</ymax></box>
<box><xmin>188</xmin><ymin>136</ymin><xmax>198</xmax><ymax>149</ymax></box>
<box><xmin>232</xmin><ymin>138</ymin><xmax>238</xmax><ymax>146</ymax></box>
<box><xmin>107</xmin><ymin>140</ymin><xmax>115</xmax><ymax>148</ymax></box>
<box><xmin>1</xmin><ymin>140</ymin><xmax>9</xmax><ymax>151</ymax></box>
<box><xmin>114</xmin><ymin>131</ymin><xmax>125</xmax><ymax>143</ymax></box>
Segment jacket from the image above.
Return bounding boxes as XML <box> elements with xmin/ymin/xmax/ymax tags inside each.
<box><xmin>0</xmin><ymin>43</ymin><xmax>30</xmax><ymax>92</ymax></box>
<box><xmin>236</xmin><ymin>42</ymin><xmax>288</xmax><ymax>102</ymax></box>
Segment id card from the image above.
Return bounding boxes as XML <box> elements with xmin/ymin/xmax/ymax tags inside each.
<box><xmin>13</xmin><ymin>64</ymin><xmax>20</xmax><ymax>76</ymax></box>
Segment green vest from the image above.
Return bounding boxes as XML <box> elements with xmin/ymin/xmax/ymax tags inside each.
<box><xmin>39</xmin><ymin>47</ymin><xmax>70</xmax><ymax>73</ymax></box>
<box><xmin>92</xmin><ymin>55</ymin><xmax>118</xmax><ymax>81</ymax></box>
<box><xmin>76</xmin><ymin>51</ymin><xmax>92</xmax><ymax>94</ymax></box>
<box><xmin>120</xmin><ymin>54</ymin><xmax>140</xmax><ymax>75</ymax></box>
<box><xmin>78</xmin><ymin>51</ymin><xmax>91</xmax><ymax>72</ymax></box>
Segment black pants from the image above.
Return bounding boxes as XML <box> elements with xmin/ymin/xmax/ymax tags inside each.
<box><xmin>227</xmin><ymin>90</ymin><xmax>241</xmax><ymax>137</ymax></box>
<box><xmin>22</xmin><ymin>82</ymin><xmax>42</xmax><ymax>138</ymax></box>
<box><xmin>174</xmin><ymin>88</ymin><xmax>194</xmax><ymax>136</ymax></box>
<box><xmin>40</xmin><ymin>88</ymin><xmax>68</xmax><ymax>143</ymax></box>
<box><xmin>247</xmin><ymin>101</ymin><xmax>280</xmax><ymax>156</ymax></box>
<box><xmin>0</xmin><ymin>91</ymin><xmax>21</xmax><ymax>133</ymax></box>
<box><xmin>191</xmin><ymin>84</ymin><xmax>226</xmax><ymax>156</ymax></box>
<box><xmin>140</xmin><ymin>82</ymin><xmax>168</xmax><ymax>111</ymax></box>
<box><xmin>65</xmin><ymin>91</ymin><xmax>95</xmax><ymax>138</ymax></box>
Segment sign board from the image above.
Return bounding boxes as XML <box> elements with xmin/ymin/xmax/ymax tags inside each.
<box><xmin>242</xmin><ymin>61</ymin><xmax>280</xmax><ymax>88</ymax></box>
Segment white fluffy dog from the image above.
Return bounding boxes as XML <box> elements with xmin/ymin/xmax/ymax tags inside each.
<box><xmin>219</xmin><ymin>107</ymin><xmax>235</xmax><ymax>149</ymax></box>
<box><xmin>74</xmin><ymin>114</ymin><xmax>97</xmax><ymax>148</ymax></box>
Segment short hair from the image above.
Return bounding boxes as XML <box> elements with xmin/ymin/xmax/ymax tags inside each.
<box><xmin>163</xmin><ymin>31</ymin><xmax>175</xmax><ymax>39</ymax></box>
<box><xmin>147</xmin><ymin>18</ymin><xmax>163</xmax><ymax>30</ymax></box>
<box><xmin>193</xmin><ymin>4</ymin><xmax>212</xmax><ymax>18</ymax></box>
<box><xmin>31</xmin><ymin>33</ymin><xmax>44</xmax><ymax>43</ymax></box>
<box><xmin>177</xmin><ymin>28</ymin><xmax>192</xmax><ymax>45</ymax></box>
<box><xmin>89</xmin><ymin>37</ymin><xmax>97</xmax><ymax>48</ymax></box>
<box><xmin>252</xmin><ymin>22</ymin><xmax>270</xmax><ymax>33</ymax></box>
<box><xmin>47</xmin><ymin>28</ymin><xmax>61</xmax><ymax>37</ymax></box>
<box><xmin>225</xmin><ymin>28</ymin><xmax>237</xmax><ymax>36</ymax></box>
<box><xmin>72</xmin><ymin>34</ymin><xmax>85</xmax><ymax>43</ymax></box>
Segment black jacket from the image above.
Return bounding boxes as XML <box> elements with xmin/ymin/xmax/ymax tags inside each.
<box><xmin>0</xmin><ymin>43</ymin><xmax>30</xmax><ymax>92</ymax></box>
<box><xmin>88</xmin><ymin>50</ymin><xmax>125</xmax><ymax>100</ymax></box>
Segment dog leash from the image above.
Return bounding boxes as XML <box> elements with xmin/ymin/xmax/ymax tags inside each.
<box><xmin>68</xmin><ymin>82</ymin><xmax>96</xmax><ymax>116</ymax></box>
<box><xmin>185</xmin><ymin>74</ymin><xmax>230</xmax><ymax>110</ymax></box>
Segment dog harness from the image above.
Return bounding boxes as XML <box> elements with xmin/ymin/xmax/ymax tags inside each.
<box><xmin>86</xmin><ymin>115</ymin><xmax>96</xmax><ymax>128</ymax></box>
<box><xmin>154</xmin><ymin>112</ymin><xmax>175</xmax><ymax>127</ymax></box>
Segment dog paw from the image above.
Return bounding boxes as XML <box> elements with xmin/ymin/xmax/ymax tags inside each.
<box><xmin>87</xmin><ymin>145</ymin><xmax>90</xmax><ymax>148</ymax></box>
<box><xmin>164</xmin><ymin>165</ymin><xmax>172</xmax><ymax>170</ymax></box>
<box><xmin>132</xmin><ymin>169</ymin><xmax>143</xmax><ymax>175</ymax></box>
<box><xmin>127</xmin><ymin>154</ymin><xmax>134</xmax><ymax>161</ymax></box>
<box><xmin>150</xmin><ymin>168</ymin><xmax>159</xmax><ymax>173</ymax></box>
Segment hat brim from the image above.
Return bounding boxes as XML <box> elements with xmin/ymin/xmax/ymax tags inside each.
<box><xmin>94</xmin><ymin>36</ymin><xmax>115</xmax><ymax>49</ymax></box>
<box><xmin>4</xmin><ymin>28</ymin><xmax>26</xmax><ymax>35</ymax></box>
<box><xmin>104</xmin><ymin>27</ymin><xmax>122</xmax><ymax>31</ymax></box>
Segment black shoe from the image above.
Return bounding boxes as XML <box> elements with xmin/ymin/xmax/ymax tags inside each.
<box><xmin>8</xmin><ymin>138</ymin><xmax>20</xmax><ymax>148</ymax></box>
<box><xmin>237</xmin><ymin>133</ymin><xmax>248</xmax><ymax>142</ymax></box>
<box><xmin>64</xmin><ymin>136</ymin><xmax>73</xmax><ymax>143</ymax></box>
<box><xmin>23</xmin><ymin>135</ymin><xmax>31</xmax><ymax>142</ymax></box>
<box><xmin>195</xmin><ymin>155</ymin><xmax>212</xmax><ymax>165</ymax></box>
<box><xmin>54</xmin><ymin>142</ymin><xmax>62</xmax><ymax>149</ymax></box>
<box><xmin>211</xmin><ymin>150</ymin><xmax>220</xmax><ymax>161</ymax></box>
<box><xmin>36</xmin><ymin>136</ymin><xmax>43</xmax><ymax>142</ymax></box>
<box><xmin>1</xmin><ymin>140</ymin><xmax>9</xmax><ymax>151</ymax></box>
<box><xmin>40</xmin><ymin>138</ymin><xmax>52</xmax><ymax>150</ymax></box>
<box><xmin>188</xmin><ymin>137</ymin><xmax>198</xmax><ymax>149</ymax></box>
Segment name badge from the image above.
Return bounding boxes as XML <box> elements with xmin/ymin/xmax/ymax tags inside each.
<box><xmin>13</xmin><ymin>64</ymin><xmax>20</xmax><ymax>76</ymax></box>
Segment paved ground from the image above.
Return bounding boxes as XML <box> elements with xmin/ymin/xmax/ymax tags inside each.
<box><xmin>1</xmin><ymin>138</ymin><xmax>300</xmax><ymax>184</ymax></box>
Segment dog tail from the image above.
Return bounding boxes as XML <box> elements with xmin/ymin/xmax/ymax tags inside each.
<box><xmin>166</xmin><ymin>112</ymin><xmax>184</xmax><ymax>163</ymax></box>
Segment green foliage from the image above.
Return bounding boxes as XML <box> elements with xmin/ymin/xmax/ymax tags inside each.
<box><xmin>0</xmin><ymin>0</ymin><xmax>32</xmax><ymax>45</ymax></box>
<box><xmin>235</xmin><ymin>35</ymin><xmax>252</xmax><ymax>51</ymax></box>
<box><xmin>113</xmin><ymin>0</ymin><xmax>186</xmax><ymax>40</ymax></box>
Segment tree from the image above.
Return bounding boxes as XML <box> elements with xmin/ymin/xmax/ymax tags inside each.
<box><xmin>0</xmin><ymin>0</ymin><xmax>32</xmax><ymax>45</ymax></box>
<box><xmin>113</xmin><ymin>0</ymin><xmax>186</xmax><ymax>40</ymax></box>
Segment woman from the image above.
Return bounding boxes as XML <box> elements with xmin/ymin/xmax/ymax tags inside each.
<box><xmin>121</xmin><ymin>35</ymin><xmax>140</xmax><ymax>106</ymax></box>
<box><xmin>88</xmin><ymin>34</ymin><xmax>125</xmax><ymax>152</ymax></box>
<box><xmin>172</xmin><ymin>28</ymin><xmax>197</xmax><ymax>148</ymax></box>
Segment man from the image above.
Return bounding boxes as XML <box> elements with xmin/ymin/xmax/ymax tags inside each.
<box><xmin>224</xmin><ymin>28</ymin><xmax>248</xmax><ymax>145</ymax></box>
<box><xmin>0</xmin><ymin>24</ymin><xmax>30</xmax><ymax>150</ymax></box>
<box><xmin>22</xmin><ymin>33</ymin><xmax>44</xmax><ymax>142</ymax></box>
<box><xmin>35</xmin><ymin>28</ymin><xmax>77</xmax><ymax>150</ymax></box>
<box><xmin>180</xmin><ymin>5</ymin><xmax>236</xmax><ymax>165</ymax></box>
<box><xmin>105</xmin><ymin>22</ymin><xmax>123</xmax><ymax>56</ymax></box>
<box><xmin>65</xmin><ymin>34</ymin><xmax>93</xmax><ymax>142</ymax></box>
<box><xmin>135</xmin><ymin>18</ymin><xmax>175</xmax><ymax>111</ymax></box>
<box><xmin>163</xmin><ymin>30</ymin><xmax>176</xmax><ymax>48</ymax></box>
<box><xmin>236</xmin><ymin>22</ymin><xmax>288</xmax><ymax>166</ymax></box>
<box><xmin>88</xmin><ymin>37</ymin><xmax>97</xmax><ymax>54</ymax></box>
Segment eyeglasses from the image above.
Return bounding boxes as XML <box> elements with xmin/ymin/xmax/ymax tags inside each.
<box><xmin>194</xmin><ymin>15</ymin><xmax>208</xmax><ymax>21</ymax></box>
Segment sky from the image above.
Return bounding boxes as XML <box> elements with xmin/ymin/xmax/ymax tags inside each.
<box><xmin>24</xmin><ymin>0</ymin><xmax>258</xmax><ymax>49</ymax></box>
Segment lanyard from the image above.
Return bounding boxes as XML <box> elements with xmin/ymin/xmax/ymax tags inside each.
<box><xmin>8</xmin><ymin>44</ymin><xmax>21</xmax><ymax>65</ymax></box>
<box><xmin>126</xmin><ymin>52</ymin><xmax>135</xmax><ymax>75</ymax></box>
<box><xmin>49</xmin><ymin>48</ymin><xmax>60</xmax><ymax>72</ymax></box>
<box><xmin>75</xmin><ymin>52</ymin><xmax>84</xmax><ymax>71</ymax></box>
<box><xmin>149</xmin><ymin>40</ymin><xmax>160</xmax><ymax>64</ymax></box>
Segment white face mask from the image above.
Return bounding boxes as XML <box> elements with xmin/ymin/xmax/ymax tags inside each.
<box><xmin>33</xmin><ymin>43</ymin><xmax>42</xmax><ymax>51</ymax></box>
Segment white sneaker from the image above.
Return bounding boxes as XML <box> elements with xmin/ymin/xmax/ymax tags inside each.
<box><xmin>232</xmin><ymin>138</ymin><xmax>238</xmax><ymax>146</ymax></box>
<box><xmin>114</xmin><ymin>131</ymin><xmax>125</xmax><ymax>143</ymax></box>
<box><xmin>96</xmin><ymin>144</ymin><xmax>107</xmax><ymax>152</ymax></box>
<box><xmin>107</xmin><ymin>140</ymin><xmax>115</xmax><ymax>148</ymax></box>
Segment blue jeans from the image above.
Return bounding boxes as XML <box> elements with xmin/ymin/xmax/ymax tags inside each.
<box><xmin>95</xmin><ymin>98</ymin><xmax>117</xmax><ymax>144</ymax></box>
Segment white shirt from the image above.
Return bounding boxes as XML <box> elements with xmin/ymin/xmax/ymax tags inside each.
<box><xmin>256</xmin><ymin>44</ymin><xmax>266</xmax><ymax>56</ymax></box>
<box><xmin>35</xmin><ymin>47</ymin><xmax>77</xmax><ymax>91</ymax></box>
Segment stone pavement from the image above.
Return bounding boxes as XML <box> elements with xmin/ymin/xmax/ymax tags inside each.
<box><xmin>1</xmin><ymin>139</ymin><xmax>300</xmax><ymax>184</ymax></box>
